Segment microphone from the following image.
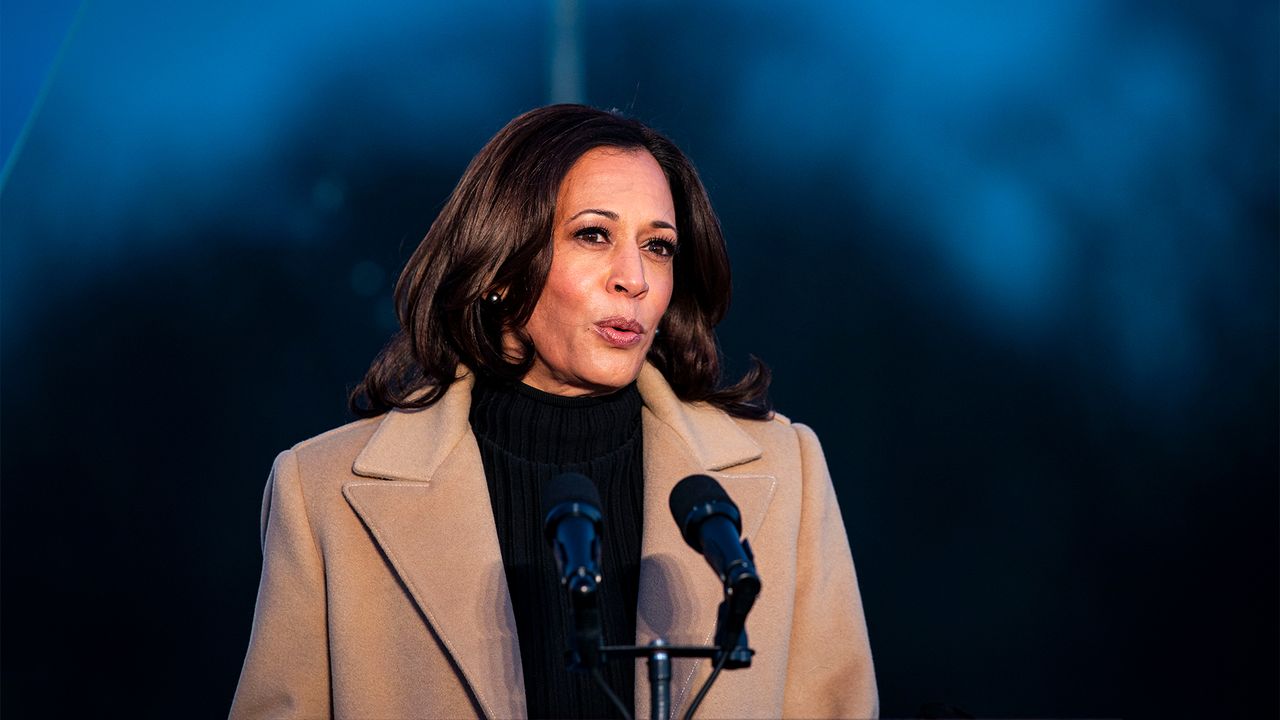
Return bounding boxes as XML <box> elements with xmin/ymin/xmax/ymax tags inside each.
<box><xmin>669</xmin><ymin>474</ymin><xmax>762</xmax><ymax>655</ymax></box>
<box><xmin>542</xmin><ymin>472</ymin><xmax>604</xmax><ymax>670</ymax></box>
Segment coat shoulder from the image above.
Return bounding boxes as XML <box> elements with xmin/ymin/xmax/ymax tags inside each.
<box><xmin>284</xmin><ymin>415</ymin><xmax>383</xmax><ymax>478</ymax></box>
<box><xmin>726</xmin><ymin>407</ymin><xmax>815</xmax><ymax>457</ymax></box>
<box><xmin>721</xmin><ymin>408</ymin><xmax>837</xmax><ymax>492</ymax></box>
<box><xmin>263</xmin><ymin>416</ymin><xmax>389</xmax><ymax>542</ymax></box>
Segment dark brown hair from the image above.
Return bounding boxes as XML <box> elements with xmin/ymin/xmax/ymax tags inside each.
<box><xmin>350</xmin><ymin>104</ymin><xmax>771</xmax><ymax>419</ymax></box>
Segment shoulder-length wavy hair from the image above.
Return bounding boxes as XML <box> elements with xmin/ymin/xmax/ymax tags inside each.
<box><xmin>350</xmin><ymin>104</ymin><xmax>771</xmax><ymax>419</ymax></box>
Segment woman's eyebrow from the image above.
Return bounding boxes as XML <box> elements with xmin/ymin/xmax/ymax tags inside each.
<box><xmin>567</xmin><ymin>208</ymin><xmax>618</xmax><ymax>222</ymax></box>
<box><xmin>567</xmin><ymin>208</ymin><xmax>676</xmax><ymax>233</ymax></box>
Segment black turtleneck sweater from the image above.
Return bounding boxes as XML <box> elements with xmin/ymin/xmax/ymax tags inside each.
<box><xmin>469</xmin><ymin>377</ymin><xmax>644</xmax><ymax>719</ymax></box>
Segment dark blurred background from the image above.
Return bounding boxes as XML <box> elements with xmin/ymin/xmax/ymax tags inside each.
<box><xmin>2</xmin><ymin>1</ymin><xmax>1276</xmax><ymax>717</ymax></box>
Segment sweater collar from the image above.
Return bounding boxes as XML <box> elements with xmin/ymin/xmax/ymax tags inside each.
<box><xmin>468</xmin><ymin>376</ymin><xmax>642</xmax><ymax>465</ymax></box>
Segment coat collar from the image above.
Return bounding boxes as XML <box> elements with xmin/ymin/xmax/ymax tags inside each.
<box><xmin>352</xmin><ymin>364</ymin><xmax>763</xmax><ymax>482</ymax></box>
<box><xmin>343</xmin><ymin>364</ymin><xmax>774</xmax><ymax>719</ymax></box>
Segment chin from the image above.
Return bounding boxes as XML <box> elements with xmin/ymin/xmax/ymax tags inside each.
<box><xmin>574</xmin><ymin>354</ymin><xmax>646</xmax><ymax>393</ymax></box>
<box><xmin>529</xmin><ymin>344</ymin><xmax>650</xmax><ymax>397</ymax></box>
<box><xmin>576</xmin><ymin>368</ymin><xmax>639</xmax><ymax>394</ymax></box>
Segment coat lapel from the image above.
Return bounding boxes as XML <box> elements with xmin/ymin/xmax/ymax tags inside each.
<box><xmin>342</xmin><ymin>373</ymin><xmax>527</xmax><ymax>720</ymax></box>
<box><xmin>633</xmin><ymin>365</ymin><xmax>777</xmax><ymax>720</ymax></box>
<box><xmin>338</xmin><ymin>365</ymin><xmax>775</xmax><ymax>720</ymax></box>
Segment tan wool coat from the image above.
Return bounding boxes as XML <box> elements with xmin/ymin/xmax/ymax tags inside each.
<box><xmin>230</xmin><ymin>364</ymin><xmax>878</xmax><ymax>719</ymax></box>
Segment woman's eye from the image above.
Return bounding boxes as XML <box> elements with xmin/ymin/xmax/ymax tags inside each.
<box><xmin>574</xmin><ymin>227</ymin><xmax>610</xmax><ymax>244</ymax></box>
<box><xmin>644</xmin><ymin>238</ymin><xmax>678</xmax><ymax>258</ymax></box>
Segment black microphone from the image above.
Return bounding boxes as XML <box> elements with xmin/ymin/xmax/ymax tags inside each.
<box><xmin>669</xmin><ymin>474</ymin><xmax>762</xmax><ymax>654</ymax></box>
<box><xmin>542</xmin><ymin>472</ymin><xmax>604</xmax><ymax>670</ymax></box>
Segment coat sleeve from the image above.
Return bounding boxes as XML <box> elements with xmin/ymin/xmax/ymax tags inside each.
<box><xmin>229</xmin><ymin>450</ymin><xmax>332</xmax><ymax>719</ymax></box>
<box><xmin>781</xmin><ymin>423</ymin><xmax>879</xmax><ymax>719</ymax></box>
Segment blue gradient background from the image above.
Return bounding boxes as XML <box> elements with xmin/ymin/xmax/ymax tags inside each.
<box><xmin>3</xmin><ymin>1</ymin><xmax>1276</xmax><ymax>717</ymax></box>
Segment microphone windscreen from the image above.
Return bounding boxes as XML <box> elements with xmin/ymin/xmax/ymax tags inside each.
<box><xmin>542</xmin><ymin>472</ymin><xmax>602</xmax><ymax>521</ymax></box>
<box><xmin>669</xmin><ymin>474</ymin><xmax>732</xmax><ymax>542</ymax></box>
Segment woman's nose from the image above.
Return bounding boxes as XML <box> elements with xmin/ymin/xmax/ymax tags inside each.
<box><xmin>609</xmin><ymin>246</ymin><xmax>649</xmax><ymax>298</ymax></box>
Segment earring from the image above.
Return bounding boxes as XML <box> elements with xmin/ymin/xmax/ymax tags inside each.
<box><xmin>484</xmin><ymin>291</ymin><xmax>502</xmax><ymax>305</ymax></box>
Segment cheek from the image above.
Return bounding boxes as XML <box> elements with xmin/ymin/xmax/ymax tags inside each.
<box><xmin>538</xmin><ymin>274</ymin><xmax>593</xmax><ymax>324</ymax></box>
<box><xmin>527</xmin><ymin>272</ymin><xmax>592</xmax><ymax>346</ymax></box>
<box><xmin>649</xmin><ymin>273</ymin><xmax>675</xmax><ymax>319</ymax></box>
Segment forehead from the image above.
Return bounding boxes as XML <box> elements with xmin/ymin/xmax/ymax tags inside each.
<box><xmin>556</xmin><ymin>147</ymin><xmax>675</xmax><ymax>219</ymax></box>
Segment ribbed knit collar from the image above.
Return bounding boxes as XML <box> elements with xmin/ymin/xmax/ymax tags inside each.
<box><xmin>468</xmin><ymin>377</ymin><xmax>643</xmax><ymax>466</ymax></box>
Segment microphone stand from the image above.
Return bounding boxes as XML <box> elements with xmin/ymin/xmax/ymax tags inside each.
<box><xmin>595</xmin><ymin>597</ymin><xmax>755</xmax><ymax>720</ymax></box>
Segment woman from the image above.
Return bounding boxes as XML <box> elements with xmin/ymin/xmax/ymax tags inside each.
<box><xmin>231</xmin><ymin>105</ymin><xmax>876</xmax><ymax>719</ymax></box>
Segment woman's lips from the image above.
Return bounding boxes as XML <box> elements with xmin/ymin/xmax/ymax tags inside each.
<box><xmin>593</xmin><ymin>317</ymin><xmax>645</xmax><ymax>348</ymax></box>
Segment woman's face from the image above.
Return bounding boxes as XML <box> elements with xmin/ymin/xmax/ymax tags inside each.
<box><xmin>517</xmin><ymin>147</ymin><xmax>677</xmax><ymax>396</ymax></box>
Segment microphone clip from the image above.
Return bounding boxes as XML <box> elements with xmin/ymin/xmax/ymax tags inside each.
<box><xmin>713</xmin><ymin>599</ymin><xmax>756</xmax><ymax>669</ymax></box>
